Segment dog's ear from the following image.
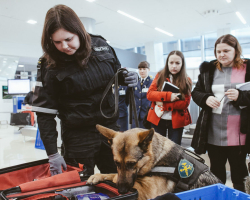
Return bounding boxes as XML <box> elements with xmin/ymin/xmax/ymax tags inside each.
<box><xmin>138</xmin><ymin>128</ymin><xmax>154</xmax><ymax>152</ymax></box>
<box><xmin>96</xmin><ymin>124</ymin><xmax>118</xmax><ymax>140</ymax></box>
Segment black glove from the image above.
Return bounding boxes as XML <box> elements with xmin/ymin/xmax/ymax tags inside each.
<box><xmin>149</xmin><ymin>193</ymin><xmax>181</xmax><ymax>200</ymax></box>
<box><xmin>48</xmin><ymin>152</ymin><xmax>67</xmax><ymax>176</ymax></box>
<box><xmin>123</xmin><ymin>71</ymin><xmax>138</xmax><ymax>87</ymax></box>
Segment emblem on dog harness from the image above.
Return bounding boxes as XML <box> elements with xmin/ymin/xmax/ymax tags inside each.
<box><xmin>93</xmin><ymin>46</ymin><xmax>109</xmax><ymax>51</ymax></box>
<box><xmin>178</xmin><ymin>159</ymin><xmax>194</xmax><ymax>178</ymax></box>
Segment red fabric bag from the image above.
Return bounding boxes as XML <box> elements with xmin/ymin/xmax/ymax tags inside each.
<box><xmin>0</xmin><ymin>159</ymin><xmax>83</xmax><ymax>191</ymax></box>
<box><xmin>0</xmin><ymin>159</ymin><xmax>138</xmax><ymax>200</ymax></box>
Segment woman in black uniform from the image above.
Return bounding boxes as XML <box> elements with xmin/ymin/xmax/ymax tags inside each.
<box><xmin>32</xmin><ymin>4</ymin><xmax>137</xmax><ymax>176</ymax></box>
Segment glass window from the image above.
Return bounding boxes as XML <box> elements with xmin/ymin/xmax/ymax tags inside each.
<box><xmin>205</xmin><ymin>48</ymin><xmax>215</xmax><ymax>62</ymax></box>
<box><xmin>231</xmin><ymin>28</ymin><xmax>250</xmax><ymax>44</ymax></box>
<box><xmin>231</xmin><ymin>28</ymin><xmax>250</xmax><ymax>59</ymax></box>
<box><xmin>136</xmin><ymin>46</ymin><xmax>145</xmax><ymax>55</ymax></box>
<box><xmin>162</xmin><ymin>41</ymin><xmax>178</xmax><ymax>63</ymax></box>
<box><xmin>163</xmin><ymin>41</ymin><xmax>178</xmax><ymax>54</ymax></box>
<box><xmin>180</xmin><ymin>36</ymin><xmax>201</xmax><ymax>69</ymax></box>
<box><xmin>204</xmin><ymin>32</ymin><xmax>217</xmax><ymax>61</ymax></box>
<box><xmin>242</xmin><ymin>43</ymin><xmax>250</xmax><ymax>58</ymax></box>
<box><xmin>204</xmin><ymin>32</ymin><xmax>217</xmax><ymax>49</ymax></box>
<box><xmin>183</xmin><ymin>50</ymin><xmax>202</xmax><ymax>69</ymax></box>
<box><xmin>163</xmin><ymin>54</ymin><xmax>168</xmax><ymax>63</ymax></box>
<box><xmin>181</xmin><ymin>36</ymin><xmax>201</xmax><ymax>52</ymax></box>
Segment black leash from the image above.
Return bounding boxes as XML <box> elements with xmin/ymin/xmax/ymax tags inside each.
<box><xmin>100</xmin><ymin>68</ymin><xmax>139</xmax><ymax>128</ymax></box>
<box><xmin>128</xmin><ymin>87</ymin><xmax>139</xmax><ymax>127</ymax></box>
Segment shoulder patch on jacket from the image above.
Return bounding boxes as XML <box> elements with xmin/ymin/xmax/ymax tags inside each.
<box><xmin>93</xmin><ymin>46</ymin><xmax>109</xmax><ymax>52</ymax></box>
<box><xmin>178</xmin><ymin>159</ymin><xmax>194</xmax><ymax>178</ymax></box>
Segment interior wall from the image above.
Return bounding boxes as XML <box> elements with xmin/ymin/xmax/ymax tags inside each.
<box><xmin>0</xmin><ymin>80</ymin><xmax>14</xmax><ymax>124</ymax></box>
<box><xmin>114</xmin><ymin>47</ymin><xmax>147</xmax><ymax>69</ymax></box>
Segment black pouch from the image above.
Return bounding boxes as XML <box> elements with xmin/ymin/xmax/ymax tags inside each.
<box><xmin>10</xmin><ymin>113</ymin><xmax>31</xmax><ymax>126</ymax></box>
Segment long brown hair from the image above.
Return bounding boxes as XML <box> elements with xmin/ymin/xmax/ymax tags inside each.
<box><xmin>157</xmin><ymin>51</ymin><xmax>192</xmax><ymax>96</ymax></box>
<box><xmin>41</xmin><ymin>4</ymin><xmax>92</xmax><ymax>67</ymax></box>
<box><xmin>214</xmin><ymin>34</ymin><xmax>244</xmax><ymax>70</ymax></box>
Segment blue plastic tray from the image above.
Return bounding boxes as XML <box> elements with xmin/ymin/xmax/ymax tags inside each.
<box><xmin>176</xmin><ymin>183</ymin><xmax>250</xmax><ymax>200</ymax></box>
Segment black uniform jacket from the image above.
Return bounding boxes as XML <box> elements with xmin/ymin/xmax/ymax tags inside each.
<box><xmin>191</xmin><ymin>59</ymin><xmax>250</xmax><ymax>154</ymax></box>
<box><xmin>32</xmin><ymin>34</ymin><xmax>121</xmax><ymax>155</ymax></box>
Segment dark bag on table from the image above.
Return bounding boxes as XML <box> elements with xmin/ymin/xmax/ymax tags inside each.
<box><xmin>10</xmin><ymin>113</ymin><xmax>31</xmax><ymax>126</ymax></box>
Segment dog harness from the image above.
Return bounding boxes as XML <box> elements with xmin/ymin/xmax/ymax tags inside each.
<box><xmin>145</xmin><ymin>149</ymin><xmax>209</xmax><ymax>192</ymax></box>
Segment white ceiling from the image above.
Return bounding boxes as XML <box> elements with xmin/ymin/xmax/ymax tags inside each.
<box><xmin>0</xmin><ymin>0</ymin><xmax>250</xmax><ymax>66</ymax></box>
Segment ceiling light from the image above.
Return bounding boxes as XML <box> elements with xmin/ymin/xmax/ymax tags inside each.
<box><xmin>106</xmin><ymin>41</ymin><xmax>110</xmax><ymax>44</ymax></box>
<box><xmin>3</xmin><ymin>61</ymin><xmax>6</xmax><ymax>63</ymax></box>
<box><xmin>27</xmin><ymin>20</ymin><xmax>37</xmax><ymax>24</ymax></box>
<box><xmin>155</xmin><ymin>27</ymin><xmax>173</xmax><ymax>37</ymax></box>
<box><xmin>226</xmin><ymin>0</ymin><xmax>231</xmax><ymax>3</ymax></box>
<box><xmin>8</xmin><ymin>67</ymin><xmax>11</xmax><ymax>68</ymax></box>
<box><xmin>117</xmin><ymin>10</ymin><xmax>144</xmax><ymax>23</ymax></box>
<box><xmin>15</xmin><ymin>60</ymin><xmax>18</xmax><ymax>63</ymax></box>
<box><xmin>18</xmin><ymin>65</ymin><xmax>24</xmax><ymax>67</ymax></box>
<box><xmin>236</xmin><ymin>12</ymin><xmax>246</xmax><ymax>24</ymax></box>
<box><xmin>86</xmin><ymin>0</ymin><xmax>95</xmax><ymax>2</ymax></box>
<box><xmin>3</xmin><ymin>58</ymin><xmax>7</xmax><ymax>61</ymax></box>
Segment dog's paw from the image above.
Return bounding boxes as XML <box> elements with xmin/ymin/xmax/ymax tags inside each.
<box><xmin>87</xmin><ymin>173</ymin><xmax>107</xmax><ymax>185</ymax></box>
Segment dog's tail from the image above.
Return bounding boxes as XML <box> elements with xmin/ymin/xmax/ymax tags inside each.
<box><xmin>245</xmin><ymin>176</ymin><xmax>250</xmax><ymax>194</ymax></box>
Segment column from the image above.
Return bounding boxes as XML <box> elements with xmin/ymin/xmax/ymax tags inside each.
<box><xmin>145</xmin><ymin>42</ymin><xmax>164</xmax><ymax>72</ymax></box>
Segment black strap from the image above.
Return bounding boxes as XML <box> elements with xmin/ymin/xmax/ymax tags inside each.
<box><xmin>183</xmin><ymin>148</ymin><xmax>205</xmax><ymax>164</ymax></box>
<box><xmin>100</xmin><ymin>69</ymin><xmax>139</xmax><ymax>128</ymax></box>
<box><xmin>128</xmin><ymin>87</ymin><xmax>139</xmax><ymax>127</ymax></box>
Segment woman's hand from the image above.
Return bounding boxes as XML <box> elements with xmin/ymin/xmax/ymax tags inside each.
<box><xmin>156</xmin><ymin>101</ymin><xmax>163</xmax><ymax>106</ymax></box>
<box><xmin>206</xmin><ymin>96</ymin><xmax>220</xmax><ymax>108</ymax></box>
<box><xmin>225</xmin><ymin>89</ymin><xmax>239</xmax><ymax>101</ymax></box>
<box><xmin>170</xmin><ymin>93</ymin><xmax>180</xmax><ymax>102</ymax></box>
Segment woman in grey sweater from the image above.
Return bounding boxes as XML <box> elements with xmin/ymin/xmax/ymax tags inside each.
<box><xmin>191</xmin><ymin>34</ymin><xmax>250</xmax><ymax>192</ymax></box>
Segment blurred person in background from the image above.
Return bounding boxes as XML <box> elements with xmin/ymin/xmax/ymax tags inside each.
<box><xmin>131</xmin><ymin>61</ymin><xmax>152</xmax><ymax>128</ymax></box>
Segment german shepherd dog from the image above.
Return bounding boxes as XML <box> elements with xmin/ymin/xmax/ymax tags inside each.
<box><xmin>87</xmin><ymin>125</ymin><xmax>221</xmax><ymax>200</ymax></box>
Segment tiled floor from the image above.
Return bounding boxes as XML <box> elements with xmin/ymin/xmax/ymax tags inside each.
<box><xmin>0</xmin><ymin>125</ymin><xmax>235</xmax><ymax>189</ymax></box>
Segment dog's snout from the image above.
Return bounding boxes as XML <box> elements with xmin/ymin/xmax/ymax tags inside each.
<box><xmin>118</xmin><ymin>185</ymin><xmax>130</xmax><ymax>194</ymax></box>
<box><xmin>117</xmin><ymin>181</ymin><xmax>131</xmax><ymax>194</ymax></box>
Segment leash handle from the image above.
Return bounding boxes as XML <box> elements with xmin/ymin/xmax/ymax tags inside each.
<box><xmin>100</xmin><ymin>68</ymin><xmax>126</xmax><ymax>119</ymax></box>
<box><xmin>100</xmin><ymin>68</ymin><xmax>139</xmax><ymax>128</ymax></box>
<box><xmin>184</xmin><ymin>149</ymin><xmax>205</xmax><ymax>164</ymax></box>
<box><xmin>128</xmin><ymin>87</ymin><xmax>139</xmax><ymax>128</ymax></box>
